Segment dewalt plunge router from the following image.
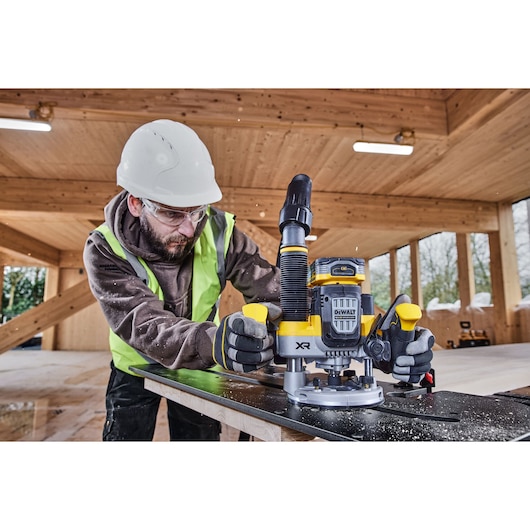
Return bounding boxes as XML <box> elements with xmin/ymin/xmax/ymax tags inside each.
<box><xmin>269</xmin><ymin>173</ymin><xmax>423</xmax><ymax>408</ymax></box>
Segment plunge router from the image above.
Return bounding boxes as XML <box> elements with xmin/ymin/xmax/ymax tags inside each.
<box><xmin>270</xmin><ymin>173</ymin><xmax>423</xmax><ymax>408</ymax></box>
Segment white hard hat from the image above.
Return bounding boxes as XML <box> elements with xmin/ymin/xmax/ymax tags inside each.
<box><xmin>116</xmin><ymin>119</ymin><xmax>222</xmax><ymax>207</ymax></box>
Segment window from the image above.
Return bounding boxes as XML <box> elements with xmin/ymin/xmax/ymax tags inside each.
<box><xmin>420</xmin><ymin>232</ymin><xmax>458</xmax><ymax>308</ymax></box>
<box><xmin>368</xmin><ymin>253</ymin><xmax>390</xmax><ymax>310</ymax></box>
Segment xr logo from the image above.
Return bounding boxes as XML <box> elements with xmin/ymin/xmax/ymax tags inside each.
<box><xmin>296</xmin><ymin>341</ymin><xmax>311</xmax><ymax>350</ymax></box>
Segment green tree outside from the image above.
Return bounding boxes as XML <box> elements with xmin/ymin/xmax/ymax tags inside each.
<box><xmin>1</xmin><ymin>267</ymin><xmax>46</xmax><ymax>322</ymax></box>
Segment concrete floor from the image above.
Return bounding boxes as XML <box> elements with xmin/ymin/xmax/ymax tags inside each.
<box><xmin>377</xmin><ymin>342</ymin><xmax>530</xmax><ymax>396</ymax></box>
<box><xmin>0</xmin><ymin>344</ymin><xmax>528</xmax><ymax>441</ymax></box>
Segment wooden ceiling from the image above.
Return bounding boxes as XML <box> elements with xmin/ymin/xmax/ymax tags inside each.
<box><xmin>0</xmin><ymin>88</ymin><xmax>529</xmax><ymax>269</ymax></box>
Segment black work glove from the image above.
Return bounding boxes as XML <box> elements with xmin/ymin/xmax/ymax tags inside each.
<box><xmin>392</xmin><ymin>326</ymin><xmax>434</xmax><ymax>384</ymax></box>
<box><xmin>213</xmin><ymin>303</ymin><xmax>282</xmax><ymax>373</ymax></box>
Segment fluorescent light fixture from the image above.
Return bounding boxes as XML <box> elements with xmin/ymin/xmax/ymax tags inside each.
<box><xmin>0</xmin><ymin>102</ymin><xmax>55</xmax><ymax>132</ymax></box>
<box><xmin>353</xmin><ymin>141</ymin><xmax>413</xmax><ymax>156</ymax></box>
<box><xmin>305</xmin><ymin>234</ymin><xmax>318</xmax><ymax>242</ymax></box>
<box><xmin>0</xmin><ymin>117</ymin><xmax>52</xmax><ymax>132</ymax></box>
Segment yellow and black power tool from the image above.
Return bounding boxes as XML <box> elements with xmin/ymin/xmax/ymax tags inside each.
<box><xmin>270</xmin><ymin>174</ymin><xmax>423</xmax><ymax>408</ymax></box>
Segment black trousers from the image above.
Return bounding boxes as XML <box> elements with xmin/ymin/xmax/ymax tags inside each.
<box><xmin>102</xmin><ymin>362</ymin><xmax>221</xmax><ymax>441</ymax></box>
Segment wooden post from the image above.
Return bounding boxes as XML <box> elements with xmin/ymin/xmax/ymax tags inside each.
<box><xmin>456</xmin><ymin>233</ymin><xmax>475</xmax><ymax>310</ymax></box>
<box><xmin>389</xmin><ymin>248</ymin><xmax>399</xmax><ymax>300</ymax></box>
<box><xmin>41</xmin><ymin>266</ymin><xmax>59</xmax><ymax>350</ymax></box>
<box><xmin>362</xmin><ymin>257</ymin><xmax>371</xmax><ymax>295</ymax></box>
<box><xmin>488</xmin><ymin>203</ymin><xmax>522</xmax><ymax>344</ymax></box>
<box><xmin>0</xmin><ymin>263</ymin><xmax>4</xmax><ymax>319</ymax></box>
<box><xmin>410</xmin><ymin>239</ymin><xmax>423</xmax><ymax>308</ymax></box>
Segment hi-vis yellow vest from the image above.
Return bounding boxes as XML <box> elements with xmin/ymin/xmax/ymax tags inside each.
<box><xmin>95</xmin><ymin>207</ymin><xmax>235</xmax><ymax>375</ymax></box>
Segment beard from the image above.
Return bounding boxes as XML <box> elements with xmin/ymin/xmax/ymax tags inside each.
<box><xmin>139</xmin><ymin>214</ymin><xmax>198</xmax><ymax>263</ymax></box>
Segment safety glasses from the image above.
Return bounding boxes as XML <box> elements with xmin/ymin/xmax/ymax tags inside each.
<box><xmin>141</xmin><ymin>198</ymin><xmax>207</xmax><ymax>227</ymax></box>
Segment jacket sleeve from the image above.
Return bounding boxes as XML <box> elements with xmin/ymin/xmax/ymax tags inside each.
<box><xmin>224</xmin><ymin>225</ymin><xmax>281</xmax><ymax>306</ymax></box>
<box><xmin>83</xmin><ymin>233</ymin><xmax>217</xmax><ymax>370</ymax></box>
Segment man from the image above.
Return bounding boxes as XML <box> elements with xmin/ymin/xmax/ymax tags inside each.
<box><xmin>84</xmin><ymin>119</ymin><xmax>433</xmax><ymax>441</ymax></box>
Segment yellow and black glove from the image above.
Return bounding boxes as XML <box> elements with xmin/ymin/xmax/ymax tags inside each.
<box><xmin>392</xmin><ymin>326</ymin><xmax>434</xmax><ymax>384</ymax></box>
<box><xmin>372</xmin><ymin>295</ymin><xmax>435</xmax><ymax>384</ymax></box>
<box><xmin>213</xmin><ymin>303</ymin><xmax>281</xmax><ymax>373</ymax></box>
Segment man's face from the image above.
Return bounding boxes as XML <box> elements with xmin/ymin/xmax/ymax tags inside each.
<box><xmin>137</xmin><ymin>199</ymin><xmax>207</xmax><ymax>262</ymax></box>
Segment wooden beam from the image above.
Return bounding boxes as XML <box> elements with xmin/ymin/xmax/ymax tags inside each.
<box><xmin>0</xmin><ymin>89</ymin><xmax>449</xmax><ymax>136</ymax></box>
<box><xmin>144</xmin><ymin>378</ymin><xmax>314</xmax><ymax>441</ymax></box>
<box><xmin>220</xmin><ymin>187</ymin><xmax>500</xmax><ymax>233</ymax></box>
<box><xmin>0</xmin><ymin>176</ymin><xmax>120</xmax><ymax>217</ymax></box>
<box><xmin>0</xmin><ymin>278</ymin><xmax>95</xmax><ymax>354</ymax></box>
<box><xmin>446</xmin><ymin>89</ymin><xmax>527</xmax><ymax>135</ymax></box>
<box><xmin>0</xmin><ymin>223</ymin><xmax>60</xmax><ymax>266</ymax></box>
<box><xmin>59</xmin><ymin>251</ymin><xmax>85</xmax><ymax>268</ymax></box>
<box><xmin>1</xmin><ymin>177</ymin><xmax>500</xmax><ymax>233</ymax></box>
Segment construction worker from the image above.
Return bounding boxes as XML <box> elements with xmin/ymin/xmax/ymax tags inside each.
<box><xmin>84</xmin><ymin>119</ymin><xmax>281</xmax><ymax>441</ymax></box>
<box><xmin>83</xmin><ymin>119</ymin><xmax>434</xmax><ymax>441</ymax></box>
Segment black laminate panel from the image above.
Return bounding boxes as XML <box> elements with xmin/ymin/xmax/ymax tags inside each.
<box><xmin>130</xmin><ymin>364</ymin><xmax>530</xmax><ymax>441</ymax></box>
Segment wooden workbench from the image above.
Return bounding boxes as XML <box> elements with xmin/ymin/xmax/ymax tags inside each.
<box><xmin>130</xmin><ymin>364</ymin><xmax>530</xmax><ymax>442</ymax></box>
